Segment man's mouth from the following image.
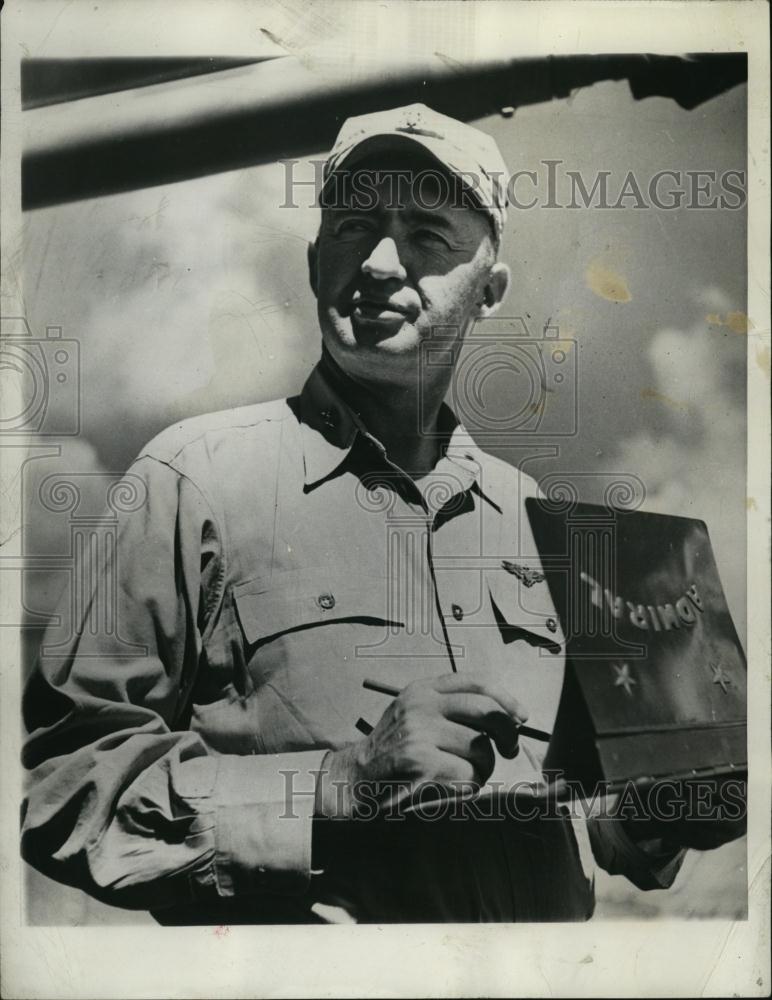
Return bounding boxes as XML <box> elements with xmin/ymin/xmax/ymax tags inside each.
<box><xmin>350</xmin><ymin>296</ymin><xmax>412</xmax><ymax>322</ymax></box>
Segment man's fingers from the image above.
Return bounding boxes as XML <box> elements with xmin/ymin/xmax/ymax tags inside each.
<box><xmin>672</xmin><ymin>821</ymin><xmax>746</xmax><ymax>851</ymax></box>
<box><xmin>432</xmin><ymin>672</ymin><xmax>529</xmax><ymax>726</ymax></box>
<box><xmin>423</xmin><ymin>745</ymin><xmax>492</xmax><ymax>789</ymax></box>
<box><xmin>435</xmin><ymin>721</ymin><xmax>496</xmax><ymax>780</ymax></box>
<box><xmin>440</xmin><ymin>693</ymin><xmax>522</xmax><ymax>758</ymax></box>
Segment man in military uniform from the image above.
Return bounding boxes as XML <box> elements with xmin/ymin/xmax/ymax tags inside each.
<box><xmin>21</xmin><ymin>105</ymin><xmax>743</xmax><ymax>923</ymax></box>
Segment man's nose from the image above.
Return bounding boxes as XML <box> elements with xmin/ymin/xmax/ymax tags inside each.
<box><xmin>361</xmin><ymin>237</ymin><xmax>407</xmax><ymax>282</ymax></box>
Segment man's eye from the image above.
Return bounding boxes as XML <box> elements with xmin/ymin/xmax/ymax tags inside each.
<box><xmin>337</xmin><ymin>219</ymin><xmax>374</xmax><ymax>235</ymax></box>
<box><xmin>414</xmin><ymin>229</ymin><xmax>449</xmax><ymax>247</ymax></box>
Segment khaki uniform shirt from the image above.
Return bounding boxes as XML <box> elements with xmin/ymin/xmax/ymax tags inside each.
<box><xmin>22</xmin><ymin>360</ymin><xmax>684</xmax><ymax>923</ymax></box>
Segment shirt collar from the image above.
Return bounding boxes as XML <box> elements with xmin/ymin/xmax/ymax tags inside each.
<box><xmin>298</xmin><ymin>358</ymin><xmax>503</xmax><ymax>511</ymax></box>
<box><xmin>298</xmin><ymin>361</ymin><xmax>363</xmax><ymax>488</ymax></box>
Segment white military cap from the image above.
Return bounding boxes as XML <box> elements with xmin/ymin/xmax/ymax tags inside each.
<box><xmin>324</xmin><ymin>103</ymin><xmax>509</xmax><ymax>239</ymax></box>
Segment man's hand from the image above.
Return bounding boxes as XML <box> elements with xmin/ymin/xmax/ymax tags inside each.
<box><xmin>621</xmin><ymin>774</ymin><xmax>747</xmax><ymax>852</ymax></box>
<box><xmin>315</xmin><ymin>672</ymin><xmax>528</xmax><ymax>818</ymax></box>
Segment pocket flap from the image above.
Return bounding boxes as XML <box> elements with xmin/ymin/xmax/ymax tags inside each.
<box><xmin>233</xmin><ymin>572</ymin><xmax>402</xmax><ymax>645</ymax></box>
<box><xmin>486</xmin><ymin>565</ymin><xmax>565</xmax><ymax>652</ymax></box>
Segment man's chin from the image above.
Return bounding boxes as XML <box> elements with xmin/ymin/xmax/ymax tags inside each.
<box><xmin>336</xmin><ymin>316</ymin><xmax>420</xmax><ymax>354</ymax></box>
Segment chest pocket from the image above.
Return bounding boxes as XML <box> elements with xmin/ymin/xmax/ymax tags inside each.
<box><xmin>233</xmin><ymin>572</ymin><xmax>403</xmax><ymax>647</ymax></box>
<box><xmin>231</xmin><ymin>572</ymin><xmax>404</xmax><ymax>748</ymax></box>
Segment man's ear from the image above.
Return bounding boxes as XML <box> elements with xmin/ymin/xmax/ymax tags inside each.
<box><xmin>478</xmin><ymin>262</ymin><xmax>510</xmax><ymax>317</ymax></box>
<box><xmin>307</xmin><ymin>239</ymin><xmax>319</xmax><ymax>299</ymax></box>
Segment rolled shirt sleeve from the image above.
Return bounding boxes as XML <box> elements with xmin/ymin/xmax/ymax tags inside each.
<box><xmin>587</xmin><ymin>814</ymin><xmax>687</xmax><ymax>891</ymax></box>
<box><xmin>21</xmin><ymin>454</ymin><xmax>327</xmax><ymax>911</ymax></box>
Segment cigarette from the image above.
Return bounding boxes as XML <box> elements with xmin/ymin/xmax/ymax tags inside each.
<box><xmin>362</xmin><ymin>677</ymin><xmax>552</xmax><ymax>743</ymax></box>
<box><xmin>363</xmin><ymin>678</ymin><xmax>401</xmax><ymax>697</ymax></box>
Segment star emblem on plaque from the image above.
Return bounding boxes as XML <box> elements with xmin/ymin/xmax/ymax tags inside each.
<box><xmin>710</xmin><ymin>661</ymin><xmax>732</xmax><ymax>693</ymax></box>
<box><xmin>612</xmin><ymin>662</ymin><xmax>637</xmax><ymax>696</ymax></box>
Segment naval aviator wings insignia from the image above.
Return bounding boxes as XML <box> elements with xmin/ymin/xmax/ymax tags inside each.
<box><xmin>501</xmin><ymin>560</ymin><xmax>545</xmax><ymax>588</ymax></box>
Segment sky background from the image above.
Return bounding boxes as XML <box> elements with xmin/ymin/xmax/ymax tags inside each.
<box><xmin>13</xmin><ymin>72</ymin><xmax>748</xmax><ymax>923</ymax></box>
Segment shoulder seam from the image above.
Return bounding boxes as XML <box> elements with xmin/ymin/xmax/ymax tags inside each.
<box><xmin>141</xmin><ymin>407</ymin><xmax>292</xmax><ymax>465</ymax></box>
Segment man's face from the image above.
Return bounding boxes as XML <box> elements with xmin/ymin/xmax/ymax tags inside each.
<box><xmin>310</xmin><ymin>151</ymin><xmax>507</xmax><ymax>386</ymax></box>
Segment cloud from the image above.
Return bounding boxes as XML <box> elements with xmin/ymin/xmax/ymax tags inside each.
<box><xmin>23</xmin><ymin>159</ymin><xmax>323</xmax><ymax>469</ymax></box>
<box><xmin>606</xmin><ymin>285</ymin><xmax>746</xmax><ymax>639</ymax></box>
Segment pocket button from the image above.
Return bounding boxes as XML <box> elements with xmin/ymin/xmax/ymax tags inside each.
<box><xmin>451</xmin><ymin>603</ymin><xmax>464</xmax><ymax>621</ymax></box>
<box><xmin>317</xmin><ymin>593</ymin><xmax>336</xmax><ymax>610</ymax></box>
